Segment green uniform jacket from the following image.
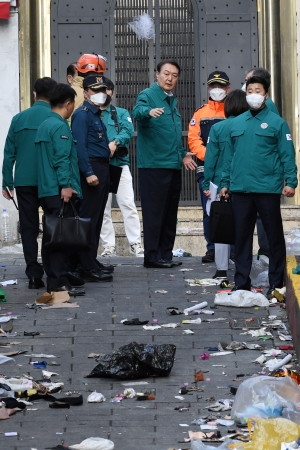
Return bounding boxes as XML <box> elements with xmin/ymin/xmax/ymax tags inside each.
<box><xmin>132</xmin><ymin>82</ymin><xmax>187</xmax><ymax>169</ymax></box>
<box><xmin>221</xmin><ymin>108</ymin><xmax>298</xmax><ymax>194</ymax></box>
<box><xmin>2</xmin><ymin>101</ymin><xmax>51</xmax><ymax>189</ymax></box>
<box><xmin>35</xmin><ymin>112</ymin><xmax>82</xmax><ymax>199</ymax></box>
<box><xmin>101</xmin><ymin>105</ymin><xmax>134</xmax><ymax>167</ymax></box>
<box><xmin>202</xmin><ymin>116</ymin><xmax>235</xmax><ymax>193</ymax></box>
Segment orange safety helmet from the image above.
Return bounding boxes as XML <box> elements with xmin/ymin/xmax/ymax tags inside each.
<box><xmin>76</xmin><ymin>54</ymin><xmax>107</xmax><ymax>74</ymax></box>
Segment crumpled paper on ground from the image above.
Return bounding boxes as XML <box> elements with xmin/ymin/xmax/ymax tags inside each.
<box><xmin>35</xmin><ymin>291</ymin><xmax>79</xmax><ymax>308</ymax></box>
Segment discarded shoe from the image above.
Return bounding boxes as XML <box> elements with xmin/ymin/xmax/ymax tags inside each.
<box><xmin>24</xmin><ymin>331</ymin><xmax>40</xmax><ymax>336</ymax></box>
<box><xmin>166</xmin><ymin>307</ymin><xmax>184</xmax><ymax>315</ymax></box>
<box><xmin>122</xmin><ymin>318</ymin><xmax>149</xmax><ymax>325</ymax></box>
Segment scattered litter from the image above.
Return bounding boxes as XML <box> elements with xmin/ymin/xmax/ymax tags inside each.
<box><xmin>29</xmin><ymin>361</ymin><xmax>47</xmax><ymax>369</ymax></box>
<box><xmin>223</xmin><ymin>341</ymin><xmax>262</xmax><ymax>351</ymax></box>
<box><xmin>265</xmin><ymin>354</ymin><xmax>293</xmax><ymax>371</ymax></box>
<box><xmin>87</xmin><ymin>342</ymin><xmax>176</xmax><ymax>379</ymax></box>
<box><xmin>182</xmin><ymin>318</ymin><xmax>202</xmax><ymax>324</ymax></box>
<box><xmin>122</xmin><ymin>381</ymin><xmax>149</xmax><ymax>386</ymax></box>
<box><xmin>217</xmin><ymin>419</ymin><xmax>235</xmax><ymax>426</ymax></box>
<box><xmin>173</xmin><ymin>248</ymin><xmax>192</xmax><ymax>257</ymax></box>
<box><xmin>24</xmin><ymin>331</ymin><xmax>40</xmax><ymax>336</ymax></box>
<box><xmin>179</xmin><ymin>423</ymin><xmax>189</xmax><ymax>427</ymax></box>
<box><xmin>42</xmin><ymin>370</ymin><xmax>58</xmax><ymax>379</ymax></box>
<box><xmin>0</xmin><ymin>355</ymin><xmax>15</xmax><ymax>364</ymax></box>
<box><xmin>186</xmin><ymin>279</ymin><xmax>220</xmax><ymax>286</ymax></box>
<box><xmin>251</xmin><ymin>255</ymin><xmax>269</xmax><ymax>287</ymax></box>
<box><xmin>24</xmin><ymin>354</ymin><xmax>57</xmax><ymax>358</ymax></box>
<box><xmin>214</xmin><ymin>290</ymin><xmax>269</xmax><ymax>307</ymax></box>
<box><xmin>68</xmin><ymin>436</ymin><xmax>114</xmax><ymax>449</ymax></box>
<box><xmin>87</xmin><ymin>391</ymin><xmax>106</xmax><ymax>403</ymax></box>
<box><xmin>231</xmin><ymin>375</ymin><xmax>300</xmax><ymax>424</ymax></box>
<box><xmin>143</xmin><ymin>325</ymin><xmax>161</xmax><ymax>330</ymax></box>
<box><xmin>263</xmin><ymin>349</ymin><xmax>284</xmax><ymax>357</ymax></box>
<box><xmin>154</xmin><ymin>290</ymin><xmax>168</xmax><ymax>294</ymax></box>
<box><xmin>0</xmin><ymin>317</ymin><xmax>11</xmax><ymax>323</ymax></box>
<box><xmin>184</xmin><ymin>302</ymin><xmax>208</xmax><ymax>315</ymax></box>
<box><xmin>0</xmin><ymin>280</ymin><xmax>17</xmax><ymax>286</ymax></box>
<box><xmin>161</xmin><ymin>323</ymin><xmax>180</xmax><ymax>328</ymax></box>
<box><xmin>166</xmin><ymin>307</ymin><xmax>183</xmax><ymax>315</ymax></box>
<box><xmin>186</xmin><ymin>290</ymin><xmax>197</xmax><ymax>295</ymax></box>
<box><xmin>273</xmin><ymin>287</ymin><xmax>286</xmax><ymax>302</ymax></box>
<box><xmin>194</xmin><ymin>371</ymin><xmax>204</xmax><ymax>382</ymax></box>
<box><xmin>179</xmin><ymin>268</ymin><xmax>193</xmax><ymax>272</ymax></box>
<box><xmin>210</xmin><ymin>351</ymin><xmax>233</xmax><ymax>356</ymax></box>
<box><xmin>123</xmin><ymin>388</ymin><xmax>136</xmax><ymax>398</ymax></box>
<box><xmin>240</xmin><ymin>328</ymin><xmax>272</xmax><ymax>337</ymax></box>
<box><xmin>254</xmin><ymin>355</ymin><xmax>267</xmax><ymax>364</ymax></box>
<box><xmin>183</xmin><ymin>329</ymin><xmax>194</xmax><ymax>335</ymax></box>
<box><xmin>175</xmin><ymin>395</ymin><xmax>185</xmax><ymax>400</ymax></box>
<box><xmin>4</xmin><ymin>432</ymin><xmax>18</xmax><ymax>436</ymax></box>
<box><xmin>121</xmin><ymin>318</ymin><xmax>149</xmax><ymax>325</ymax></box>
<box><xmin>200</xmin><ymin>353</ymin><xmax>210</xmax><ymax>360</ymax></box>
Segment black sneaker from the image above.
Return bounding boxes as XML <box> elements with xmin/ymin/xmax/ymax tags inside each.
<box><xmin>266</xmin><ymin>285</ymin><xmax>276</xmax><ymax>300</ymax></box>
<box><xmin>212</xmin><ymin>270</ymin><xmax>227</xmax><ymax>279</ymax></box>
<box><xmin>202</xmin><ymin>250</ymin><xmax>215</xmax><ymax>263</ymax></box>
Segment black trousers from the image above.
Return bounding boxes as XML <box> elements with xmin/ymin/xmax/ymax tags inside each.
<box><xmin>232</xmin><ymin>193</ymin><xmax>285</xmax><ymax>288</ymax></box>
<box><xmin>15</xmin><ymin>186</ymin><xmax>43</xmax><ymax>279</ymax></box>
<box><xmin>40</xmin><ymin>195</ymin><xmax>71</xmax><ymax>290</ymax></box>
<box><xmin>79</xmin><ymin>161</ymin><xmax>110</xmax><ymax>270</ymax></box>
<box><xmin>139</xmin><ymin>168</ymin><xmax>182</xmax><ymax>263</ymax></box>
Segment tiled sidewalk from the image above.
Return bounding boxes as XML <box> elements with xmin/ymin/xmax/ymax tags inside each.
<box><xmin>0</xmin><ymin>255</ymin><xmax>293</xmax><ymax>449</ymax></box>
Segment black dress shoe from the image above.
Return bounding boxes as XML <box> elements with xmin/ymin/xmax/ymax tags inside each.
<box><xmin>67</xmin><ymin>271</ymin><xmax>85</xmax><ymax>287</ymax></box>
<box><xmin>266</xmin><ymin>285</ymin><xmax>276</xmax><ymax>300</ymax></box>
<box><xmin>144</xmin><ymin>259</ymin><xmax>173</xmax><ymax>269</ymax></box>
<box><xmin>212</xmin><ymin>270</ymin><xmax>227</xmax><ymax>279</ymax></box>
<box><xmin>96</xmin><ymin>260</ymin><xmax>114</xmax><ymax>273</ymax></box>
<box><xmin>28</xmin><ymin>277</ymin><xmax>45</xmax><ymax>289</ymax></box>
<box><xmin>165</xmin><ymin>260</ymin><xmax>182</xmax><ymax>267</ymax></box>
<box><xmin>231</xmin><ymin>284</ymin><xmax>251</xmax><ymax>292</ymax></box>
<box><xmin>53</xmin><ymin>285</ymin><xmax>85</xmax><ymax>296</ymax></box>
<box><xmin>79</xmin><ymin>269</ymin><xmax>113</xmax><ymax>282</ymax></box>
<box><xmin>202</xmin><ymin>250</ymin><xmax>215</xmax><ymax>263</ymax></box>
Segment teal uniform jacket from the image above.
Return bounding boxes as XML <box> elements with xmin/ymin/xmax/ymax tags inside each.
<box><xmin>35</xmin><ymin>112</ymin><xmax>82</xmax><ymax>199</ymax></box>
<box><xmin>101</xmin><ymin>105</ymin><xmax>134</xmax><ymax>167</ymax></box>
<box><xmin>2</xmin><ymin>101</ymin><xmax>51</xmax><ymax>189</ymax></box>
<box><xmin>132</xmin><ymin>82</ymin><xmax>187</xmax><ymax>169</ymax></box>
<box><xmin>202</xmin><ymin>116</ymin><xmax>235</xmax><ymax>193</ymax></box>
<box><xmin>221</xmin><ymin>107</ymin><xmax>298</xmax><ymax>194</ymax></box>
<box><xmin>266</xmin><ymin>97</ymin><xmax>280</xmax><ymax>115</ymax></box>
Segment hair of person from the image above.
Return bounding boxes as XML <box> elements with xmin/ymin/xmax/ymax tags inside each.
<box><xmin>49</xmin><ymin>83</ymin><xmax>76</xmax><ymax>108</ymax></box>
<box><xmin>67</xmin><ymin>63</ymin><xmax>77</xmax><ymax>77</ymax></box>
<box><xmin>246</xmin><ymin>67</ymin><xmax>271</xmax><ymax>85</ymax></box>
<box><xmin>224</xmin><ymin>89</ymin><xmax>249</xmax><ymax>118</ymax></box>
<box><xmin>156</xmin><ymin>60</ymin><xmax>181</xmax><ymax>75</ymax></box>
<box><xmin>33</xmin><ymin>77</ymin><xmax>58</xmax><ymax>100</ymax></box>
<box><xmin>246</xmin><ymin>76</ymin><xmax>269</xmax><ymax>93</ymax></box>
<box><xmin>104</xmin><ymin>78</ymin><xmax>115</xmax><ymax>92</ymax></box>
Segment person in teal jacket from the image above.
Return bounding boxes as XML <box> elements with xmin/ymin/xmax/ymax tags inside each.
<box><xmin>2</xmin><ymin>77</ymin><xmax>57</xmax><ymax>289</ymax></box>
<box><xmin>99</xmin><ymin>78</ymin><xmax>144</xmax><ymax>258</ymax></box>
<box><xmin>35</xmin><ymin>84</ymin><xmax>84</xmax><ymax>296</ymax></box>
<box><xmin>132</xmin><ymin>60</ymin><xmax>197</xmax><ymax>269</ymax></box>
<box><xmin>221</xmin><ymin>76</ymin><xmax>298</xmax><ymax>297</ymax></box>
<box><xmin>203</xmin><ymin>90</ymin><xmax>249</xmax><ymax>279</ymax></box>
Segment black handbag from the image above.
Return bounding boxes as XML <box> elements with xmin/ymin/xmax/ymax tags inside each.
<box><xmin>42</xmin><ymin>199</ymin><xmax>92</xmax><ymax>252</ymax></box>
<box><xmin>209</xmin><ymin>197</ymin><xmax>235</xmax><ymax>245</ymax></box>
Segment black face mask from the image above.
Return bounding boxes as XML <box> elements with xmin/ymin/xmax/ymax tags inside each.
<box><xmin>102</xmin><ymin>94</ymin><xmax>112</xmax><ymax>108</ymax></box>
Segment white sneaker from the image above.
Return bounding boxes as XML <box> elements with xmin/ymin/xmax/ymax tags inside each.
<box><xmin>101</xmin><ymin>246</ymin><xmax>116</xmax><ymax>257</ymax></box>
<box><xmin>130</xmin><ymin>243</ymin><xmax>144</xmax><ymax>257</ymax></box>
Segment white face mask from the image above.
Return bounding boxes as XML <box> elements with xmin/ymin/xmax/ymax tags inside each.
<box><xmin>90</xmin><ymin>92</ymin><xmax>107</xmax><ymax>106</ymax></box>
<box><xmin>210</xmin><ymin>88</ymin><xmax>227</xmax><ymax>101</ymax></box>
<box><xmin>241</xmin><ymin>83</ymin><xmax>246</xmax><ymax>92</ymax></box>
<box><xmin>246</xmin><ymin>93</ymin><xmax>265</xmax><ymax>109</ymax></box>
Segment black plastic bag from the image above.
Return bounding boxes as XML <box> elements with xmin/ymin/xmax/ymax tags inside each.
<box><xmin>87</xmin><ymin>342</ymin><xmax>176</xmax><ymax>380</ymax></box>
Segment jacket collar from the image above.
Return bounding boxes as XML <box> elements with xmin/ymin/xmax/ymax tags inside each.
<box><xmin>49</xmin><ymin>111</ymin><xmax>65</xmax><ymax>122</ymax></box>
<box><xmin>33</xmin><ymin>100</ymin><xmax>51</xmax><ymax>109</ymax></box>
<box><xmin>208</xmin><ymin>98</ymin><xmax>225</xmax><ymax>113</ymax></box>
<box><xmin>244</xmin><ymin>106</ymin><xmax>269</xmax><ymax>121</ymax></box>
<box><xmin>152</xmin><ymin>82</ymin><xmax>176</xmax><ymax>102</ymax></box>
<box><xmin>83</xmin><ymin>100</ymin><xmax>101</xmax><ymax>115</ymax></box>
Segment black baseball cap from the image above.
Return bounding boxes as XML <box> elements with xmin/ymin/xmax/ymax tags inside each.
<box><xmin>83</xmin><ymin>75</ymin><xmax>107</xmax><ymax>90</ymax></box>
<box><xmin>207</xmin><ymin>71</ymin><xmax>230</xmax><ymax>85</ymax></box>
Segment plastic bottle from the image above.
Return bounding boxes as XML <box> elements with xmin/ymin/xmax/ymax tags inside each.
<box><xmin>1</xmin><ymin>209</ymin><xmax>10</xmax><ymax>242</ymax></box>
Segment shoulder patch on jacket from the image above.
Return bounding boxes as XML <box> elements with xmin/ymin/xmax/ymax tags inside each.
<box><xmin>190</xmin><ymin>118</ymin><xmax>196</xmax><ymax>126</ymax></box>
<box><xmin>286</xmin><ymin>134</ymin><xmax>292</xmax><ymax>141</ymax></box>
<box><xmin>60</xmin><ymin>135</ymin><xmax>69</xmax><ymax>140</ymax></box>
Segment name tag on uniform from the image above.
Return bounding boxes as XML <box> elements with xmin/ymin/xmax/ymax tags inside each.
<box><xmin>286</xmin><ymin>134</ymin><xmax>292</xmax><ymax>140</ymax></box>
<box><xmin>60</xmin><ymin>135</ymin><xmax>69</xmax><ymax>140</ymax></box>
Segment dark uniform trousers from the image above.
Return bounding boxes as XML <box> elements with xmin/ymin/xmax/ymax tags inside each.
<box><xmin>79</xmin><ymin>160</ymin><xmax>110</xmax><ymax>270</ymax></box>
<box><xmin>40</xmin><ymin>195</ymin><xmax>72</xmax><ymax>290</ymax></box>
<box><xmin>15</xmin><ymin>186</ymin><xmax>44</xmax><ymax>279</ymax></box>
<box><xmin>139</xmin><ymin>168</ymin><xmax>182</xmax><ymax>263</ymax></box>
<box><xmin>232</xmin><ymin>193</ymin><xmax>285</xmax><ymax>288</ymax></box>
